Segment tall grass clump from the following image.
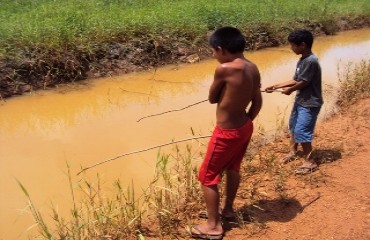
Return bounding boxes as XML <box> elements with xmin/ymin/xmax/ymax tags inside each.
<box><xmin>19</xmin><ymin>144</ymin><xmax>203</xmax><ymax>239</ymax></box>
<box><xmin>337</xmin><ymin>60</ymin><xmax>370</xmax><ymax>108</ymax></box>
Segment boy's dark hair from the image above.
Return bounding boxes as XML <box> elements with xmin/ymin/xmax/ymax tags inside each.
<box><xmin>209</xmin><ymin>26</ymin><xmax>246</xmax><ymax>53</ymax></box>
<box><xmin>288</xmin><ymin>29</ymin><xmax>314</xmax><ymax>49</ymax></box>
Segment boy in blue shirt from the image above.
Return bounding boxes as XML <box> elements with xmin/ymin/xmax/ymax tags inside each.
<box><xmin>265</xmin><ymin>29</ymin><xmax>323</xmax><ymax>174</ymax></box>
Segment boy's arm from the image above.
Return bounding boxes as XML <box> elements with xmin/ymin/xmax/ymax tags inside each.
<box><xmin>208</xmin><ymin>65</ymin><xmax>226</xmax><ymax>104</ymax></box>
<box><xmin>265</xmin><ymin>80</ymin><xmax>296</xmax><ymax>92</ymax></box>
<box><xmin>282</xmin><ymin>80</ymin><xmax>308</xmax><ymax>95</ymax></box>
<box><xmin>248</xmin><ymin>72</ymin><xmax>263</xmax><ymax>121</ymax></box>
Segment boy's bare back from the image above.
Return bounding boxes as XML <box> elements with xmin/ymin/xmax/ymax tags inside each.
<box><xmin>209</xmin><ymin>58</ymin><xmax>261</xmax><ymax>129</ymax></box>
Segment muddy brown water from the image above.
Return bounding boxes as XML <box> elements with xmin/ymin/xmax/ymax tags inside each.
<box><xmin>0</xmin><ymin>28</ymin><xmax>369</xmax><ymax>239</ymax></box>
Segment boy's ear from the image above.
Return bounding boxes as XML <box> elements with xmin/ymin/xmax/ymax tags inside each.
<box><xmin>216</xmin><ymin>46</ymin><xmax>227</xmax><ymax>54</ymax></box>
<box><xmin>215</xmin><ymin>46</ymin><xmax>223</xmax><ymax>52</ymax></box>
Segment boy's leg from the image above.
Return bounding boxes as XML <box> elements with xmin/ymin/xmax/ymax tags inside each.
<box><xmin>192</xmin><ymin>184</ymin><xmax>223</xmax><ymax>235</ymax></box>
<box><xmin>300</xmin><ymin>142</ymin><xmax>317</xmax><ymax>167</ymax></box>
<box><xmin>221</xmin><ymin>170</ymin><xmax>240</xmax><ymax>218</ymax></box>
<box><xmin>294</xmin><ymin>105</ymin><xmax>321</xmax><ymax>172</ymax></box>
<box><xmin>280</xmin><ymin>138</ymin><xmax>298</xmax><ymax>163</ymax></box>
<box><xmin>281</xmin><ymin>104</ymin><xmax>299</xmax><ymax>163</ymax></box>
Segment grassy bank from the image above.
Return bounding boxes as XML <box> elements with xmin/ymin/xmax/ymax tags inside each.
<box><xmin>1</xmin><ymin>0</ymin><xmax>370</xmax><ymax>98</ymax></box>
<box><xmin>20</xmin><ymin>60</ymin><xmax>370</xmax><ymax>239</ymax></box>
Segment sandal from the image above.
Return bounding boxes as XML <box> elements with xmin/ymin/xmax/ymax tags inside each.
<box><xmin>190</xmin><ymin>225</ymin><xmax>224</xmax><ymax>240</ymax></box>
<box><xmin>295</xmin><ymin>164</ymin><xmax>318</xmax><ymax>175</ymax></box>
<box><xmin>280</xmin><ymin>153</ymin><xmax>297</xmax><ymax>164</ymax></box>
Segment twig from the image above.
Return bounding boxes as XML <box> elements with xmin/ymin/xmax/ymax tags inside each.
<box><xmin>77</xmin><ymin>135</ymin><xmax>212</xmax><ymax>175</ymax></box>
<box><xmin>301</xmin><ymin>192</ymin><xmax>321</xmax><ymax>212</ymax></box>
<box><xmin>137</xmin><ymin>99</ymin><xmax>208</xmax><ymax>122</ymax></box>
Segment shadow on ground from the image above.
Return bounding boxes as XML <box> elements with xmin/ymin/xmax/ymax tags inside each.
<box><xmin>223</xmin><ymin>197</ymin><xmax>303</xmax><ymax>231</ymax></box>
<box><xmin>313</xmin><ymin>148</ymin><xmax>342</xmax><ymax>164</ymax></box>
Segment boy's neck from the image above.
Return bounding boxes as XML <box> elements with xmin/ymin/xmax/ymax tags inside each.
<box><xmin>301</xmin><ymin>49</ymin><xmax>312</xmax><ymax>58</ymax></box>
<box><xmin>223</xmin><ymin>52</ymin><xmax>245</xmax><ymax>62</ymax></box>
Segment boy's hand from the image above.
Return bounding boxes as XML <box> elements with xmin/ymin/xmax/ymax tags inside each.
<box><xmin>282</xmin><ymin>87</ymin><xmax>293</xmax><ymax>95</ymax></box>
<box><xmin>264</xmin><ymin>86</ymin><xmax>275</xmax><ymax>93</ymax></box>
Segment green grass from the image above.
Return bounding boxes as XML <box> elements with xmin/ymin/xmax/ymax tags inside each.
<box><xmin>1</xmin><ymin>0</ymin><xmax>369</xmax><ymax>55</ymax></box>
<box><xmin>0</xmin><ymin>0</ymin><xmax>369</xmax><ymax>98</ymax></box>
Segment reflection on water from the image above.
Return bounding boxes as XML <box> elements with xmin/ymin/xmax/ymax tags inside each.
<box><xmin>0</xmin><ymin>28</ymin><xmax>369</xmax><ymax>239</ymax></box>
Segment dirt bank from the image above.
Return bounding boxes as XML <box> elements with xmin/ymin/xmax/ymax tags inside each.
<box><xmin>1</xmin><ymin>15</ymin><xmax>369</xmax><ymax>99</ymax></box>
<box><xmin>192</xmin><ymin>98</ymin><xmax>370</xmax><ymax>240</ymax></box>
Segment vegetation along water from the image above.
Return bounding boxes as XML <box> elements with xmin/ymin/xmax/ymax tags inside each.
<box><xmin>0</xmin><ymin>0</ymin><xmax>369</xmax><ymax>98</ymax></box>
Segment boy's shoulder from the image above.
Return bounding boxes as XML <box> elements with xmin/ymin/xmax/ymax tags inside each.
<box><xmin>298</xmin><ymin>53</ymin><xmax>320</xmax><ymax>67</ymax></box>
<box><xmin>220</xmin><ymin>58</ymin><xmax>256</xmax><ymax>70</ymax></box>
<box><xmin>301</xmin><ymin>53</ymin><xmax>319</xmax><ymax>62</ymax></box>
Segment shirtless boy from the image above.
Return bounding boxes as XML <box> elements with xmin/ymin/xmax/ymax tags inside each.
<box><xmin>191</xmin><ymin>26</ymin><xmax>262</xmax><ymax>239</ymax></box>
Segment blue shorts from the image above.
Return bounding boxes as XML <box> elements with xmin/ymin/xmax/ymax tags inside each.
<box><xmin>289</xmin><ymin>103</ymin><xmax>321</xmax><ymax>143</ymax></box>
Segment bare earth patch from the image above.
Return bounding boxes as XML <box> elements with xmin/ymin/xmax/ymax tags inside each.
<box><xmin>188</xmin><ymin>98</ymin><xmax>370</xmax><ymax>240</ymax></box>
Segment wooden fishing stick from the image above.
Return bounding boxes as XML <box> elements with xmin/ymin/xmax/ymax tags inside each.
<box><xmin>260</xmin><ymin>89</ymin><xmax>284</xmax><ymax>93</ymax></box>
<box><xmin>77</xmin><ymin>135</ymin><xmax>211</xmax><ymax>175</ymax></box>
<box><xmin>137</xmin><ymin>99</ymin><xmax>208</xmax><ymax>122</ymax></box>
<box><xmin>137</xmin><ymin>89</ymin><xmax>283</xmax><ymax>122</ymax></box>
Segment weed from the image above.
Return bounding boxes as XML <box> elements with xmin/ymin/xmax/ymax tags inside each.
<box><xmin>337</xmin><ymin>60</ymin><xmax>370</xmax><ymax>107</ymax></box>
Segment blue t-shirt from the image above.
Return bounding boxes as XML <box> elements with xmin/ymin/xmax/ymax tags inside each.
<box><xmin>293</xmin><ymin>53</ymin><xmax>323</xmax><ymax>108</ymax></box>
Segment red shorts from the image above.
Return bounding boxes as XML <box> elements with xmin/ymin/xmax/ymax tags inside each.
<box><xmin>198</xmin><ymin>119</ymin><xmax>253</xmax><ymax>186</ymax></box>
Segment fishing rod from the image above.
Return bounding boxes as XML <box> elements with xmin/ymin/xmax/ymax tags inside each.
<box><xmin>260</xmin><ymin>89</ymin><xmax>284</xmax><ymax>93</ymax></box>
<box><xmin>137</xmin><ymin>89</ymin><xmax>283</xmax><ymax>122</ymax></box>
<box><xmin>77</xmin><ymin>135</ymin><xmax>211</xmax><ymax>175</ymax></box>
<box><xmin>137</xmin><ymin>99</ymin><xmax>208</xmax><ymax>122</ymax></box>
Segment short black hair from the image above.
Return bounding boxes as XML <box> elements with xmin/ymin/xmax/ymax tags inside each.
<box><xmin>288</xmin><ymin>29</ymin><xmax>314</xmax><ymax>49</ymax></box>
<box><xmin>209</xmin><ymin>26</ymin><xmax>246</xmax><ymax>54</ymax></box>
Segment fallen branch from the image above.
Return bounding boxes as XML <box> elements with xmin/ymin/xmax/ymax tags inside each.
<box><xmin>77</xmin><ymin>135</ymin><xmax>211</xmax><ymax>175</ymax></box>
<box><xmin>137</xmin><ymin>99</ymin><xmax>208</xmax><ymax>122</ymax></box>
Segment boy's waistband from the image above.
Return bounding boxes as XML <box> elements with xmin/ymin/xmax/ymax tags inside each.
<box><xmin>216</xmin><ymin>117</ymin><xmax>252</xmax><ymax>131</ymax></box>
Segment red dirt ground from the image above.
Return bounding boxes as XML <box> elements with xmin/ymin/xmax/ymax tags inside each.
<box><xmin>189</xmin><ymin>98</ymin><xmax>370</xmax><ymax>240</ymax></box>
